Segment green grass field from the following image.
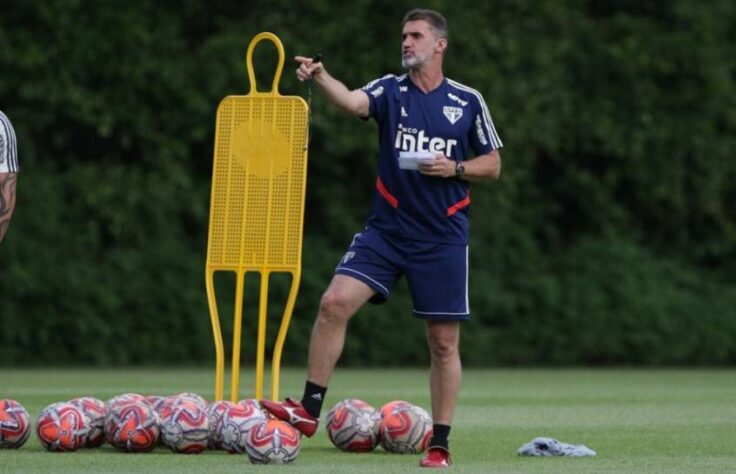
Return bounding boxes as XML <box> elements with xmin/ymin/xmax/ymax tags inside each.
<box><xmin>1</xmin><ymin>368</ymin><xmax>734</xmax><ymax>473</ymax></box>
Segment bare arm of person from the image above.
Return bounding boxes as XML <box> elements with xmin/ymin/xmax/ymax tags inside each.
<box><xmin>295</xmin><ymin>56</ymin><xmax>370</xmax><ymax>118</ymax></box>
<box><xmin>457</xmin><ymin>149</ymin><xmax>501</xmax><ymax>182</ymax></box>
<box><xmin>418</xmin><ymin>149</ymin><xmax>501</xmax><ymax>182</ymax></box>
<box><xmin>0</xmin><ymin>172</ymin><xmax>18</xmax><ymax>243</ymax></box>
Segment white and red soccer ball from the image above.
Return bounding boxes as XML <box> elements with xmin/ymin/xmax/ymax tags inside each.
<box><xmin>379</xmin><ymin>400</ymin><xmax>412</xmax><ymax>419</ymax></box>
<box><xmin>105</xmin><ymin>393</ymin><xmax>146</xmax><ymax>411</ymax></box>
<box><xmin>36</xmin><ymin>402</ymin><xmax>89</xmax><ymax>452</ymax></box>
<box><xmin>156</xmin><ymin>392</ymin><xmax>206</xmax><ymax>424</ymax></box>
<box><xmin>160</xmin><ymin>402</ymin><xmax>209</xmax><ymax>454</ymax></box>
<box><xmin>246</xmin><ymin>418</ymin><xmax>301</xmax><ymax>464</ymax></box>
<box><xmin>155</xmin><ymin>396</ymin><xmax>179</xmax><ymax>425</ymax></box>
<box><xmin>207</xmin><ymin>400</ymin><xmax>236</xmax><ymax>449</ymax></box>
<box><xmin>174</xmin><ymin>392</ymin><xmax>207</xmax><ymax>409</ymax></box>
<box><xmin>326</xmin><ymin>399</ymin><xmax>381</xmax><ymax>452</ymax></box>
<box><xmin>69</xmin><ymin>397</ymin><xmax>106</xmax><ymax>448</ymax></box>
<box><xmin>145</xmin><ymin>395</ymin><xmax>167</xmax><ymax>413</ymax></box>
<box><xmin>0</xmin><ymin>399</ymin><xmax>31</xmax><ymax>449</ymax></box>
<box><xmin>105</xmin><ymin>399</ymin><xmax>159</xmax><ymax>452</ymax></box>
<box><xmin>379</xmin><ymin>401</ymin><xmax>432</xmax><ymax>454</ymax></box>
<box><xmin>217</xmin><ymin>399</ymin><xmax>266</xmax><ymax>454</ymax></box>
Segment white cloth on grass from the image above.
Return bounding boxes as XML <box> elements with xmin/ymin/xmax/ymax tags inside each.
<box><xmin>518</xmin><ymin>437</ymin><xmax>596</xmax><ymax>457</ymax></box>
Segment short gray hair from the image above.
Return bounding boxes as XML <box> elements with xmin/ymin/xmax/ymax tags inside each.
<box><xmin>401</xmin><ymin>9</ymin><xmax>448</xmax><ymax>39</ymax></box>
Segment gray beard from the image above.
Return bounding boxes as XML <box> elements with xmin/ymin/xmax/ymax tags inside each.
<box><xmin>402</xmin><ymin>53</ymin><xmax>426</xmax><ymax>70</ymax></box>
<box><xmin>402</xmin><ymin>57</ymin><xmax>419</xmax><ymax>70</ymax></box>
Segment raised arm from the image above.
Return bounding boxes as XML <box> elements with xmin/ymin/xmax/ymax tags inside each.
<box><xmin>295</xmin><ymin>56</ymin><xmax>370</xmax><ymax>118</ymax></box>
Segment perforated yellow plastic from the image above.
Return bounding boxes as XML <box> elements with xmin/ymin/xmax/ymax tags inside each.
<box><xmin>205</xmin><ymin>32</ymin><xmax>309</xmax><ymax>402</ymax></box>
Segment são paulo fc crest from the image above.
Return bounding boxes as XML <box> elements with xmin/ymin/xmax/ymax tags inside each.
<box><xmin>443</xmin><ymin>106</ymin><xmax>463</xmax><ymax>124</ymax></box>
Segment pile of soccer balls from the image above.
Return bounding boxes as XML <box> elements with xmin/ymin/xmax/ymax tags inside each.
<box><xmin>2</xmin><ymin>395</ymin><xmax>432</xmax><ymax>463</ymax></box>
<box><xmin>0</xmin><ymin>394</ymin><xmax>298</xmax><ymax>464</ymax></box>
<box><xmin>326</xmin><ymin>399</ymin><xmax>432</xmax><ymax>454</ymax></box>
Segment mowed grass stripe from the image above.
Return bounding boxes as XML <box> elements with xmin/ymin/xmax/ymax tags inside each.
<box><xmin>0</xmin><ymin>368</ymin><xmax>734</xmax><ymax>473</ymax></box>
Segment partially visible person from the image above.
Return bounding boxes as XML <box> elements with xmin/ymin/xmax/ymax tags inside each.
<box><xmin>0</xmin><ymin>110</ymin><xmax>19</xmax><ymax>243</ymax></box>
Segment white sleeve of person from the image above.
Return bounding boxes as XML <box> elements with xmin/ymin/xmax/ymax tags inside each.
<box><xmin>518</xmin><ymin>437</ymin><xmax>596</xmax><ymax>457</ymax></box>
<box><xmin>0</xmin><ymin>111</ymin><xmax>19</xmax><ymax>173</ymax></box>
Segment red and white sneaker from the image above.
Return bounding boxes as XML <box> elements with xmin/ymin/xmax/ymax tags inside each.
<box><xmin>260</xmin><ymin>397</ymin><xmax>319</xmax><ymax>437</ymax></box>
<box><xmin>420</xmin><ymin>447</ymin><xmax>452</xmax><ymax>468</ymax></box>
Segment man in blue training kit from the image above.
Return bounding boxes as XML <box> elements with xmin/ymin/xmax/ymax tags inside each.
<box><xmin>262</xmin><ymin>8</ymin><xmax>502</xmax><ymax>468</ymax></box>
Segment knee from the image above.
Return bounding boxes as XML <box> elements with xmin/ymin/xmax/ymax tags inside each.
<box><xmin>317</xmin><ymin>290</ymin><xmax>351</xmax><ymax>325</ymax></box>
<box><xmin>427</xmin><ymin>330</ymin><xmax>460</xmax><ymax>362</ymax></box>
<box><xmin>427</xmin><ymin>327</ymin><xmax>460</xmax><ymax>361</ymax></box>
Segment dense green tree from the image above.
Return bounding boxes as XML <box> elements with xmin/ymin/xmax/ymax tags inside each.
<box><xmin>1</xmin><ymin>0</ymin><xmax>734</xmax><ymax>366</ymax></box>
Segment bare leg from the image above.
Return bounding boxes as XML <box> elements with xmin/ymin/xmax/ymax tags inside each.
<box><xmin>426</xmin><ymin>320</ymin><xmax>461</xmax><ymax>425</ymax></box>
<box><xmin>306</xmin><ymin>274</ymin><xmax>375</xmax><ymax>386</ymax></box>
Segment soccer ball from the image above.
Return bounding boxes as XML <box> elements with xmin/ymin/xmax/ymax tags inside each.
<box><xmin>155</xmin><ymin>396</ymin><xmax>179</xmax><ymax>423</ymax></box>
<box><xmin>218</xmin><ymin>400</ymin><xmax>266</xmax><ymax>454</ymax></box>
<box><xmin>145</xmin><ymin>395</ymin><xmax>167</xmax><ymax>413</ymax></box>
<box><xmin>174</xmin><ymin>392</ymin><xmax>208</xmax><ymax>409</ymax></box>
<box><xmin>246</xmin><ymin>419</ymin><xmax>301</xmax><ymax>464</ymax></box>
<box><xmin>105</xmin><ymin>400</ymin><xmax>159</xmax><ymax>452</ymax></box>
<box><xmin>160</xmin><ymin>402</ymin><xmax>209</xmax><ymax>454</ymax></box>
<box><xmin>36</xmin><ymin>402</ymin><xmax>89</xmax><ymax>452</ymax></box>
<box><xmin>153</xmin><ymin>396</ymin><xmax>180</xmax><ymax>446</ymax></box>
<box><xmin>380</xmin><ymin>403</ymin><xmax>432</xmax><ymax>454</ymax></box>
<box><xmin>236</xmin><ymin>398</ymin><xmax>264</xmax><ymax>420</ymax></box>
<box><xmin>0</xmin><ymin>399</ymin><xmax>31</xmax><ymax>449</ymax></box>
<box><xmin>105</xmin><ymin>393</ymin><xmax>146</xmax><ymax>411</ymax></box>
<box><xmin>69</xmin><ymin>397</ymin><xmax>106</xmax><ymax>448</ymax></box>
<box><xmin>207</xmin><ymin>400</ymin><xmax>236</xmax><ymax>449</ymax></box>
<box><xmin>379</xmin><ymin>400</ymin><xmax>412</xmax><ymax>419</ymax></box>
<box><xmin>326</xmin><ymin>399</ymin><xmax>381</xmax><ymax>452</ymax></box>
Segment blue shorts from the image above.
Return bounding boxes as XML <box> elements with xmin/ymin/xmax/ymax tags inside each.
<box><xmin>335</xmin><ymin>228</ymin><xmax>469</xmax><ymax>321</ymax></box>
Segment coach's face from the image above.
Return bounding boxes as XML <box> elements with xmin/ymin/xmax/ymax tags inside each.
<box><xmin>401</xmin><ymin>20</ymin><xmax>446</xmax><ymax>70</ymax></box>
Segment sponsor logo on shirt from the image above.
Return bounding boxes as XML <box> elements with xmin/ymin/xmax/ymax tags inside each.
<box><xmin>401</xmin><ymin>106</ymin><xmax>408</xmax><ymax>117</ymax></box>
<box><xmin>443</xmin><ymin>106</ymin><xmax>463</xmax><ymax>125</ymax></box>
<box><xmin>447</xmin><ymin>92</ymin><xmax>468</xmax><ymax>106</ymax></box>
<box><xmin>400</xmin><ymin>86</ymin><xmax>408</xmax><ymax>92</ymax></box>
<box><xmin>370</xmin><ymin>86</ymin><xmax>384</xmax><ymax>98</ymax></box>
<box><xmin>394</xmin><ymin>124</ymin><xmax>458</xmax><ymax>158</ymax></box>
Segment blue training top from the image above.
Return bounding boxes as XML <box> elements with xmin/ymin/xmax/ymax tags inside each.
<box><xmin>360</xmin><ymin>74</ymin><xmax>502</xmax><ymax>244</ymax></box>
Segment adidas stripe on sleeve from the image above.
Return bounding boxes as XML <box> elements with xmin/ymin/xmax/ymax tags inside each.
<box><xmin>447</xmin><ymin>79</ymin><xmax>503</xmax><ymax>153</ymax></box>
